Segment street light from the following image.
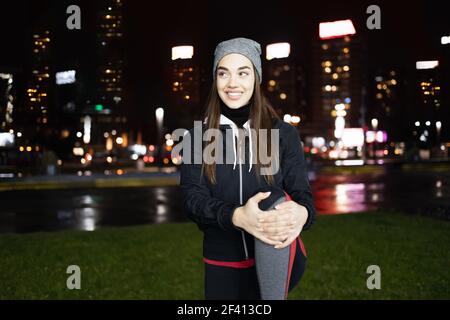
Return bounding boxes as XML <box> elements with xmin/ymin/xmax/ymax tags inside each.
<box><xmin>371</xmin><ymin>118</ymin><xmax>378</xmax><ymax>160</ymax></box>
<box><xmin>371</xmin><ymin>118</ymin><xmax>378</xmax><ymax>131</ymax></box>
<box><xmin>155</xmin><ymin>107</ymin><xmax>164</xmax><ymax>167</ymax></box>
<box><xmin>436</xmin><ymin>121</ymin><xmax>442</xmax><ymax>147</ymax></box>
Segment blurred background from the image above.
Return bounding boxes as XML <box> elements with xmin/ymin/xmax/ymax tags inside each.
<box><xmin>0</xmin><ymin>0</ymin><xmax>448</xmax><ymax>233</ymax></box>
<box><xmin>0</xmin><ymin>0</ymin><xmax>449</xmax><ymax>301</ymax></box>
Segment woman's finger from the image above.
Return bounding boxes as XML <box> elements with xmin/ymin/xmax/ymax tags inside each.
<box><xmin>259</xmin><ymin>212</ymin><xmax>292</xmax><ymax>224</ymax></box>
<box><xmin>256</xmin><ymin>233</ymin><xmax>283</xmax><ymax>246</ymax></box>
<box><xmin>277</xmin><ymin>230</ymin><xmax>302</xmax><ymax>249</ymax></box>
<box><xmin>261</xmin><ymin>219</ymin><xmax>296</xmax><ymax>229</ymax></box>
<box><xmin>274</xmin><ymin>200</ymin><xmax>295</xmax><ymax>210</ymax></box>
<box><xmin>266</xmin><ymin>232</ymin><xmax>290</xmax><ymax>242</ymax></box>
<box><xmin>258</xmin><ymin>209</ymin><xmax>290</xmax><ymax>221</ymax></box>
<box><xmin>261</xmin><ymin>225</ymin><xmax>292</xmax><ymax>235</ymax></box>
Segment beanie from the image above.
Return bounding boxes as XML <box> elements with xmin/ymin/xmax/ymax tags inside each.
<box><xmin>213</xmin><ymin>37</ymin><xmax>262</xmax><ymax>83</ymax></box>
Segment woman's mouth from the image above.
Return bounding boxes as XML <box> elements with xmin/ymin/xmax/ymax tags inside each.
<box><xmin>226</xmin><ymin>92</ymin><xmax>243</xmax><ymax>100</ymax></box>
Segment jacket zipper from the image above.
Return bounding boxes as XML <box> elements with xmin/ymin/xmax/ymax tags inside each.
<box><xmin>237</xmin><ymin>129</ymin><xmax>249</xmax><ymax>260</ymax></box>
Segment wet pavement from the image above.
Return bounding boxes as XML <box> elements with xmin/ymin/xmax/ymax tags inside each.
<box><xmin>0</xmin><ymin>168</ymin><xmax>449</xmax><ymax>233</ymax></box>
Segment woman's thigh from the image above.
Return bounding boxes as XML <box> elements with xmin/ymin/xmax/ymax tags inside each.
<box><xmin>204</xmin><ymin>264</ymin><xmax>260</xmax><ymax>300</ymax></box>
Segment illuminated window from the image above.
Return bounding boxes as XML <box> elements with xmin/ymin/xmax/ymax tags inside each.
<box><xmin>319</xmin><ymin>20</ymin><xmax>356</xmax><ymax>40</ymax></box>
<box><xmin>266</xmin><ymin>42</ymin><xmax>291</xmax><ymax>60</ymax></box>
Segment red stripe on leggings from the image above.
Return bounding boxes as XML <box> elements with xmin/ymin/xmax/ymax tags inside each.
<box><xmin>284</xmin><ymin>237</ymin><xmax>297</xmax><ymax>299</ymax></box>
<box><xmin>203</xmin><ymin>258</ymin><xmax>255</xmax><ymax>268</ymax></box>
<box><xmin>298</xmin><ymin>237</ymin><xmax>307</xmax><ymax>257</ymax></box>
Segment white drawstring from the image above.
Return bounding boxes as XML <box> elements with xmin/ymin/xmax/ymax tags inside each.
<box><xmin>231</xmin><ymin>125</ymin><xmax>237</xmax><ymax>170</ymax></box>
<box><xmin>243</xmin><ymin>121</ymin><xmax>253</xmax><ymax>172</ymax></box>
<box><xmin>219</xmin><ymin>115</ymin><xmax>252</xmax><ymax>172</ymax></box>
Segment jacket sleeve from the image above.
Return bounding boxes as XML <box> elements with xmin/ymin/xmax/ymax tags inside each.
<box><xmin>281</xmin><ymin>124</ymin><xmax>316</xmax><ymax>231</ymax></box>
<box><xmin>179</xmin><ymin>129</ymin><xmax>241</xmax><ymax>231</ymax></box>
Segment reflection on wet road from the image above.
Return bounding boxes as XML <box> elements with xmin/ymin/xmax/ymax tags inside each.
<box><xmin>312</xmin><ymin>170</ymin><xmax>449</xmax><ymax>217</ymax></box>
<box><xmin>0</xmin><ymin>169</ymin><xmax>448</xmax><ymax>233</ymax></box>
<box><xmin>0</xmin><ymin>186</ymin><xmax>183</xmax><ymax>233</ymax></box>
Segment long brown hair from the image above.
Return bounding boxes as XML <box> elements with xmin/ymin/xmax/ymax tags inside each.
<box><xmin>201</xmin><ymin>72</ymin><xmax>280</xmax><ymax>185</ymax></box>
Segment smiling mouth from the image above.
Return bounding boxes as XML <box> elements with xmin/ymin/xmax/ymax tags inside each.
<box><xmin>226</xmin><ymin>92</ymin><xmax>243</xmax><ymax>100</ymax></box>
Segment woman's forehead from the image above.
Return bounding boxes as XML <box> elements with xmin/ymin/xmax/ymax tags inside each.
<box><xmin>217</xmin><ymin>53</ymin><xmax>254</xmax><ymax>69</ymax></box>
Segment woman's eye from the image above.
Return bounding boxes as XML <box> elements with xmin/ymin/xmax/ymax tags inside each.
<box><xmin>239</xmin><ymin>72</ymin><xmax>249</xmax><ymax>77</ymax></box>
<box><xmin>218</xmin><ymin>72</ymin><xmax>229</xmax><ymax>78</ymax></box>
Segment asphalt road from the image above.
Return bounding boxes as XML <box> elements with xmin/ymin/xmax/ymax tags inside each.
<box><xmin>0</xmin><ymin>168</ymin><xmax>448</xmax><ymax>233</ymax></box>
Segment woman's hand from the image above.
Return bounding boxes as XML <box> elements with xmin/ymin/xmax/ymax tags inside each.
<box><xmin>259</xmin><ymin>201</ymin><xmax>308</xmax><ymax>249</ymax></box>
<box><xmin>232</xmin><ymin>192</ymin><xmax>284</xmax><ymax>246</ymax></box>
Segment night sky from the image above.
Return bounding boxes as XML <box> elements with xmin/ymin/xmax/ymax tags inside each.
<box><xmin>0</xmin><ymin>0</ymin><xmax>448</xmax><ymax>136</ymax></box>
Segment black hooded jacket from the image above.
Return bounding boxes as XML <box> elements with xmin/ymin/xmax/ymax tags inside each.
<box><xmin>180</xmin><ymin>115</ymin><xmax>315</xmax><ymax>262</ymax></box>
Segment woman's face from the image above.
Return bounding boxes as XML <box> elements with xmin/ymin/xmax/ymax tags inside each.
<box><xmin>216</xmin><ymin>53</ymin><xmax>255</xmax><ymax>109</ymax></box>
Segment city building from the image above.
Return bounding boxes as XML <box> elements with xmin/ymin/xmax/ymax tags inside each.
<box><xmin>168</xmin><ymin>45</ymin><xmax>201</xmax><ymax>131</ymax></box>
<box><xmin>263</xmin><ymin>42</ymin><xmax>307</xmax><ymax>126</ymax></box>
<box><xmin>27</xmin><ymin>31</ymin><xmax>52</xmax><ymax>134</ymax></box>
<box><xmin>0</xmin><ymin>72</ymin><xmax>15</xmax><ymax>133</ymax></box>
<box><xmin>413</xmin><ymin>60</ymin><xmax>442</xmax><ymax>152</ymax></box>
<box><xmin>81</xmin><ymin>0</ymin><xmax>128</xmax><ymax>150</ymax></box>
<box><xmin>309</xmin><ymin>19</ymin><xmax>366</xmax><ymax>144</ymax></box>
<box><xmin>370</xmin><ymin>69</ymin><xmax>403</xmax><ymax>141</ymax></box>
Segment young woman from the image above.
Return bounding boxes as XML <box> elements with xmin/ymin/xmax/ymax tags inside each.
<box><xmin>180</xmin><ymin>37</ymin><xmax>315</xmax><ymax>300</ymax></box>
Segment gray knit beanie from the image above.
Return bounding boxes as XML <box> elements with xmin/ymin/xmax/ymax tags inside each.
<box><xmin>213</xmin><ymin>37</ymin><xmax>262</xmax><ymax>83</ymax></box>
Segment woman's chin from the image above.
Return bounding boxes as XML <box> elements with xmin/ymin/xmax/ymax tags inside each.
<box><xmin>223</xmin><ymin>100</ymin><xmax>248</xmax><ymax>109</ymax></box>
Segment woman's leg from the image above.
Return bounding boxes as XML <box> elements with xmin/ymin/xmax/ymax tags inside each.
<box><xmin>254</xmin><ymin>187</ymin><xmax>307</xmax><ymax>299</ymax></box>
<box><xmin>204</xmin><ymin>264</ymin><xmax>260</xmax><ymax>300</ymax></box>
<box><xmin>255</xmin><ymin>196</ymin><xmax>291</xmax><ymax>300</ymax></box>
<box><xmin>287</xmin><ymin>237</ymin><xmax>307</xmax><ymax>293</ymax></box>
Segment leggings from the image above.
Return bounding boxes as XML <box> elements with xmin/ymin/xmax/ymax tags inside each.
<box><xmin>204</xmin><ymin>241</ymin><xmax>306</xmax><ymax>300</ymax></box>
<box><xmin>205</xmin><ymin>264</ymin><xmax>260</xmax><ymax>300</ymax></box>
<box><xmin>255</xmin><ymin>196</ymin><xmax>292</xmax><ymax>300</ymax></box>
<box><xmin>204</xmin><ymin>187</ymin><xmax>307</xmax><ymax>300</ymax></box>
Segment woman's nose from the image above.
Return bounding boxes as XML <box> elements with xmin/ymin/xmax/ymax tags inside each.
<box><xmin>227</xmin><ymin>75</ymin><xmax>238</xmax><ymax>87</ymax></box>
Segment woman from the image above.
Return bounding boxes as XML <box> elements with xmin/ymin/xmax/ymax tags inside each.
<box><xmin>180</xmin><ymin>37</ymin><xmax>315</xmax><ymax>300</ymax></box>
